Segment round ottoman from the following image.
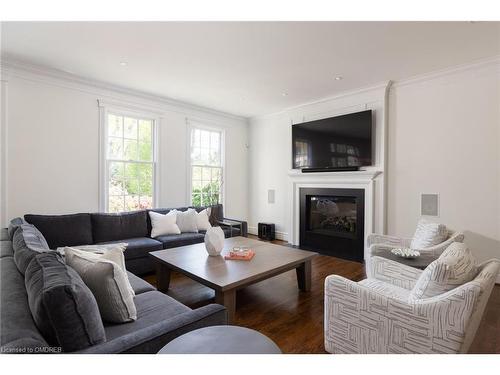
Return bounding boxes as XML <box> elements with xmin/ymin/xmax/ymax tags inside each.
<box><xmin>158</xmin><ymin>325</ymin><xmax>282</xmax><ymax>354</ymax></box>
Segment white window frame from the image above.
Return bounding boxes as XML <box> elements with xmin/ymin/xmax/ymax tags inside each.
<box><xmin>98</xmin><ymin>101</ymin><xmax>160</xmax><ymax>212</ymax></box>
<box><xmin>186</xmin><ymin>119</ymin><xmax>226</xmax><ymax>208</ymax></box>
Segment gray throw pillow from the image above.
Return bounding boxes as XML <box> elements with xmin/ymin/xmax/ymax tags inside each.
<box><xmin>24</xmin><ymin>252</ymin><xmax>106</xmax><ymax>352</ymax></box>
<box><xmin>8</xmin><ymin>217</ymin><xmax>26</xmax><ymax>240</ymax></box>
<box><xmin>174</xmin><ymin>209</ymin><xmax>199</xmax><ymax>233</ymax></box>
<box><xmin>13</xmin><ymin>224</ymin><xmax>51</xmax><ymax>275</ymax></box>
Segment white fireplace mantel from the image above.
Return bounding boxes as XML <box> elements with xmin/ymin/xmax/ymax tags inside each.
<box><xmin>287</xmin><ymin>169</ymin><xmax>384</xmax><ymax>261</ymax></box>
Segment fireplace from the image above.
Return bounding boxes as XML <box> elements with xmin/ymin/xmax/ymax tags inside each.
<box><xmin>299</xmin><ymin>187</ymin><xmax>365</xmax><ymax>262</ymax></box>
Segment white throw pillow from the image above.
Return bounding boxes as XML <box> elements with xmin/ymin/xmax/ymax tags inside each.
<box><xmin>56</xmin><ymin>243</ymin><xmax>128</xmax><ymax>256</ymax></box>
<box><xmin>196</xmin><ymin>208</ymin><xmax>212</xmax><ymax>231</ymax></box>
<box><xmin>149</xmin><ymin>211</ymin><xmax>181</xmax><ymax>238</ymax></box>
<box><xmin>409</xmin><ymin>242</ymin><xmax>477</xmax><ymax>301</ymax></box>
<box><xmin>64</xmin><ymin>247</ymin><xmax>137</xmax><ymax>323</ymax></box>
<box><xmin>410</xmin><ymin>219</ymin><xmax>448</xmax><ymax>249</ymax></box>
<box><xmin>173</xmin><ymin>209</ymin><xmax>199</xmax><ymax>233</ymax></box>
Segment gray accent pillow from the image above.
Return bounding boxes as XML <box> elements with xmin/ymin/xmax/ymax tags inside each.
<box><xmin>24</xmin><ymin>252</ymin><xmax>106</xmax><ymax>352</ymax></box>
<box><xmin>173</xmin><ymin>208</ymin><xmax>199</xmax><ymax>233</ymax></box>
<box><xmin>65</xmin><ymin>247</ymin><xmax>137</xmax><ymax>323</ymax></box>
<box><xmin>13</xmin><ymin>224</ymin><xmax>51</xmax><ymax>275</ymax></box>
<box><xmin>8</xmin><ymin>217</ymin><xmax>26</xmax><ymax>240</ymax></box>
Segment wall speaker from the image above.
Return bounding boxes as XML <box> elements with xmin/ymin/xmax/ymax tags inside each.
<box><xmin>421</xmin><ymin>193</ymin><xmax>439</xmax><ymax>216</ymax></box>
<box><xmin>267</xmin><ymin>189</ymin><xmax>275</xmax><ymax>204</ymax></box>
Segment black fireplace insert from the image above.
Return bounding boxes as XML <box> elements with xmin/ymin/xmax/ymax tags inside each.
<box><xmin>299</xmin><ymin>187</ymin><xmax>365</xmax><ymax>262</ymax></box>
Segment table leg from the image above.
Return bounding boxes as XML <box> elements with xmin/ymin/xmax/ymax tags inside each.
<box><xmin>296</xmin><ymin>260</ymin><xmax>312</xmax><ymax>291</ymax></box>
<box><xmin>215</xmin><ymin>289</ymin><xmax>236</xmax><ymax>323</ymax></box>
<box><xmin>156</xmin><ymin>263</ymin><xmax>171</xmax><ymax>293</ymax></box>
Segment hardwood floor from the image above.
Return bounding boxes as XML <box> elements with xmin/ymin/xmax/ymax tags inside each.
<box><xmin>144</xmin><ymin>236</ymin><xmax>500</xmax><ymax>354</ymax></box>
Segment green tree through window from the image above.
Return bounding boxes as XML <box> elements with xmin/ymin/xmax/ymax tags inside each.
<box><xmin>190</xmin><ymin>126</ymin><xmax>223</xmax><ymax>207</ymax></box>
<box><xmin>107</xmin><ymin>114</ymin><xmax>155</xmax><ymax>212</ymax></box>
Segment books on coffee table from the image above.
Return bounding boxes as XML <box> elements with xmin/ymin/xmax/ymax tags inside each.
<box><xmin>224</xmin><ymin>247</ymin><xmax>255</xmax><ymax>261</ymax></box>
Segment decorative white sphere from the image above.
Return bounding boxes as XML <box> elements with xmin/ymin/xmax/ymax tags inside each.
<box><xmin>204</xmin><ymin>226</ymin><xmax>225</xmax><ymax>256</ymax></box>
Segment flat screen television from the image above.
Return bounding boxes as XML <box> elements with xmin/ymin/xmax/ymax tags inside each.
<box><xmin>292</xmin><ymin>110</ymin><xmax>372</xmax><ymax>171</ymax></box>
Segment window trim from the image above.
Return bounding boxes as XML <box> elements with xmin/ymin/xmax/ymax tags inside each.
<box><xmin>186</xmin><ymin>119</ymin><xmax>226</xmax><ymax>208</ymax></box>
<box><xmin>99</xmin><ymin>102</ymin><xmax>160</xmax><ymax>212</ymax></box>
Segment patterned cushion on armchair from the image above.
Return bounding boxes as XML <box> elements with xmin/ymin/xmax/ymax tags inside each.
<box><xmin>409</xmin><ymin>242</ymin><xmax>478</xmax><ymax>301</ymax></box>
<box><xmin>410</xmin><ymin>219</ymin><xmax>448</xmax><ymax>249</ymax></box>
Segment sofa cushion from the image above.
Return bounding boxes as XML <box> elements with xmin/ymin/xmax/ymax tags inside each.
<box><xmin>196</xmin><ymin>208</ymin><xmax>212</xmax><ymax>231</ymax></box>
<box><xmin>65</xmin><ymin>248</ymin><xmax>137</xmax><ymax>323</ymax></box>
<box><xmin>8</xmin><ymin>217</ymin><xmax>25</xmax><ymax>240</ymax></box>
<box><xmin>1</xmin><ymin>228</ymin><xmax>9</xmax><ymax>241</ymax></box>
<box><xmin>172</xmin><ymin>208</ymin><xmax>199</xmax><ymax>233</ymax></box>
<box><xmin>127</xmin><ymin>271</ymin><xmax>156</xmax><ymax>294</ymax></box>
<box><xmin>103</xmin><ymin>291</ymin><xmax>190</xmax><ymax>341</ymax></box>
<box><xmin>149</xmin><ymin>211</ymin><xmax>180</xmax><ymax>238</ymax></box>
<box><xmin>0</xmin><ymin>257</ymin><xmax>50</xmax><ymax>352</ymax></box>
<box><xmin>64</xmin><ymin>245</ymin><xmax>134</xmax><ymax>297</ymax></box>
<box><xmin>410</xmin><ymin>219</ymin><xmax>448</xmax><ymax>249</ymax></box>
<box><xmin>156</xmin><ymin>233</ymin><xmax>205</xmax><ymax>249</ymax></box>
<box><xmin>147</xmin><ymin>207</ymin><xmax>189</xmax><ymax>234</ymax></box>
<box><xmin>96</xmin><ymin>237</ymin><xmax>163</xmax><ymax>261</ymax></box>
<box><xmin>24</xmin><ymin>213</ymin><xmax>93</xmax><ymax>249</ymax></box>
<box><xmin>24</xmin><ymin>252</ymin><xmax>106</xmax><ymax>352</ymax></box>
<box><xmin>409</xmin><ymin>242</ymin><xmax>478</xmax><ymax>301</ymax></box>
<box><xmin>1</xmin><ymin>240</ymin><xmax>14</xmax><ymax>258</ymax></box>
<box><xmin>91</xmin><ymin>211</ymin><xmax>148</xmax><ymax>243</ymax></box>
<box><xmin>13</xmin><ymin>224</ymin><xmax>51</xmax><ymax>275</ymax></box>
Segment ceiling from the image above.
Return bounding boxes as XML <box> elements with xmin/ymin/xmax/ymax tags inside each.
<box><xmin>1</xmin><ymin>22</ymin><xmax>499</xmax><ymax>118</ymax></box>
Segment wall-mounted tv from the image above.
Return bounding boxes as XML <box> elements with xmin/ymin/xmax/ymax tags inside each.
<box><xmin>292</xmin><ymin>110</ymin><xmax>373</xmax><ymax>171</ymax></box>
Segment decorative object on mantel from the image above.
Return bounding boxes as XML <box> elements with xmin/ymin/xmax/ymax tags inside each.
<box><xmin>204</xmin><ymin>226</ymin><xmax>225</xmax><ymax>256</ymax></box>
<box><xmin>391</xmin><ymin>247</ymin><xmax>420</xmax><ymax>259</ymax></box>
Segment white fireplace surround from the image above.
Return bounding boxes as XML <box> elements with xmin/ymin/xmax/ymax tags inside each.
<box><xmin>288</xmin><ymin>169</ymin><xmax>383</xmax><ymax>262</ymax></box>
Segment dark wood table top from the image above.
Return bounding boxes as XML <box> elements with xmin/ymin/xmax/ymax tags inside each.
<box><xmin>149</xmin><ymin>236</ymin><xmax>317</xmax><ymax>291</ymax></box>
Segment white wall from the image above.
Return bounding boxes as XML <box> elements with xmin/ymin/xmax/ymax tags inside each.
<box><xmin>1</xmin><ymin>67</ymin><xmax>248</xmax><ymax>225</ymax></box>
<box><xmin>248</xmin><ymin>59</ymin><xmax>500</xmax><ymax>263</ymax></box>
<box><xmin>387</xmin><ymin>61</ymin><xmax>500</xmax><ymax>263</ymax></box>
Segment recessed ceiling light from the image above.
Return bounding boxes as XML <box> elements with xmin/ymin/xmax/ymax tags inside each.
<box><xmin>119</xmin><ymin>61</ymin><xmax>128</xmax><ymax>66</ymax></box>
<box><xmin>334</xmin><ymin>76</ymin><xmax>343</xmax><ymax>81</ymax></box>
<box><xmin>281</xmin><ymin>92</ymin><xmax>288</xmax><ymax>97</ymax></box>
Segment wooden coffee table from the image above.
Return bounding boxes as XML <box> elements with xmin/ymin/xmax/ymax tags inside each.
<box><xmin>149</xmin><ymin>236</ymin><xmax>317</xmax><ymax>323</ymax></box>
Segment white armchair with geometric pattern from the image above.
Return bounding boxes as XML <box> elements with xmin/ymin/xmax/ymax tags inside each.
<box><xmin>366</xmin><ymin>229</ymin><xmax>465</xmax><ymax>269</ymax></box>
<box><xmin>324</xmin><ymin>254</ymin><xmax>499</xmax><ymax>354</ymax></box>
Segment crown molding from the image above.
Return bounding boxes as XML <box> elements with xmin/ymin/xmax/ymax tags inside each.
<box><xmin>251</xmin><ymin>55</ymin><xmax>500</xmax><ymax>121</ymax></box>
<box><xmin>392</xmin><ymin>55</ymin><xmax>500</xmax><ymax>88</ymax></box>
<box><xmin>0</xmin><ymin>57</ymin><xmax>248</xmax><ymax>124</ymax></box>
<box><xmin>251</xmin><ymin>81</ymin><xmax>390</xmax><ymax>121</ymax></box>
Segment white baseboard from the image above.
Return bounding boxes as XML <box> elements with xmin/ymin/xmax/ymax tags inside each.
<box><xmin>248</xmin><ymin>226</ymin><xmax>289</xmax><ymax>242</ymax></box>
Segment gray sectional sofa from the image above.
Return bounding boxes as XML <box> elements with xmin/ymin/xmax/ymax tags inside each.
<box><xmin>24</xmin><ymin>204</ymin><xmax>247</xmax><ymax>275</ymax></box>
<box><xmin>0</xmin><ymin>204</ymin><xmax>246</xmax><ymax>354</ymax></box>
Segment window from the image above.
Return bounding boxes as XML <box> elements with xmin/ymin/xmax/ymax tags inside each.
<box><xmin>189</xmin><ymin>125</ymin><xmax>223</xmax><ymax>207</ymax></box>
<box><xmin>104</xmin><ymin>113</ymin><xmax>156</xmax><ymax>212</ymax></box>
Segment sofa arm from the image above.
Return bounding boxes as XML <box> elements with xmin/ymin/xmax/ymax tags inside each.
<box><xmin>324</xmin><ymin>275</ymin><xmax>480</xmax><ymax>354</ymax></box>
<box><xmin>220</xmin><ymin>218</ymin><xmax>248</xmax><ymax>237</ymax></box>
<box><xmin>369</xmin><ymin>256</ymin><xmax>422</xmax><ymax>289</ymax></box>
<box><xmin>77</xmin><ymin>303</ymin><xmax>227</xmax><ymax>354</ymax></box>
